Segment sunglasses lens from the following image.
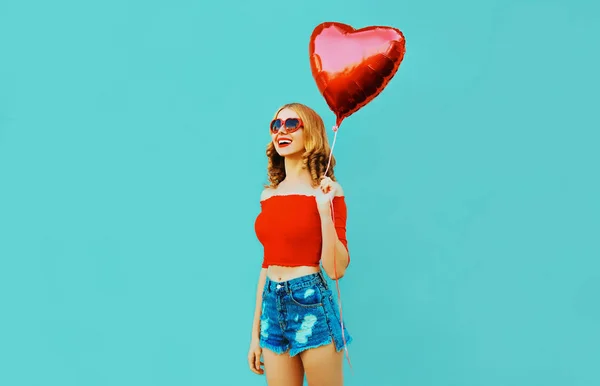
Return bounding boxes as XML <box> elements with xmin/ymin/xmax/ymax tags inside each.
<box><xmin>270</xmin><ymin>119</ymin><xmax>282</xmax><ymax>132</ymax></box>
<box><xmin>285</xmin><ymin>118</ymin><xmax>300</xmax><ymax>130</ymax></box>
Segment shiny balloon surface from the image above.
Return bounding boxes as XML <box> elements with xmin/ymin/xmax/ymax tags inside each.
<box><xmin>309</xmin><ymin>22</ymin><xmax>406</xmax><ymax>127</ymax></box>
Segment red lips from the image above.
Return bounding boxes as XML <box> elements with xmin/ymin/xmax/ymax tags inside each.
<box><xmin>277</xmin><ymin>136</ymin><xmax>292</xmax><ymax>148</ymax></box>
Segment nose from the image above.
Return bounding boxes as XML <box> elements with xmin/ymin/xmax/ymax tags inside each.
<box><xmin>273</xmin><ymin>124</ymin><xmax>288</xmax><ymax>135</ymax></box>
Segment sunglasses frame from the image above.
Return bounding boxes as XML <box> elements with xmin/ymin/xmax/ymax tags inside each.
<box><xmin>270</xmin><ymin>117</ymin><xmax>304</xmax><ymax>134</ymax></box>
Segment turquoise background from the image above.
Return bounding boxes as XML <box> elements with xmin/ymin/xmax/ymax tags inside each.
<box><xmin>0</xmin><ymin>0</ymin><xmax>598</xmax><ymax>385</ymax></box>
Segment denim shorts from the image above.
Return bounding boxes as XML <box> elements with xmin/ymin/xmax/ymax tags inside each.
<box><xmin>259</xmin><ymin>271</ymin><xmax>352</xmax><ymax>357</ymax></box>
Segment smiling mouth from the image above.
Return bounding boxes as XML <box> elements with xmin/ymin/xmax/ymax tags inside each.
<box><xmin>278</xmin><ymin>139</ymin><xmax>292</xmax><ymax>147</ymax></box>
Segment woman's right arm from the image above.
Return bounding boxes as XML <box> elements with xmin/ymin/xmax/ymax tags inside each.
<box><xmin>252</xmin><ymin>189</ymin><xmax>271</xmax><ymax>340</ymax></box>
<box><xmin>248</xmin><ymin>268</ymin><xmax>268</xmax><ymax>375</ymax></box>
<box><xmin>251</xmin><ymin>268</ymin><xmax>268</xmax><ymax>341</ymax></box>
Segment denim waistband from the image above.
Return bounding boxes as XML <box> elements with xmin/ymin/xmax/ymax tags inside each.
<box><xmin>265</xmin><ymin>271</ymin><xmax>328</xmax><ymax>292</ymax></box>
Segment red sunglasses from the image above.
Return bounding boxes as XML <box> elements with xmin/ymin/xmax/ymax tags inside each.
<box><xmin>270</xmin><ymin>118</ymin><xmax>304</xmax><ymax>134</ymax></box>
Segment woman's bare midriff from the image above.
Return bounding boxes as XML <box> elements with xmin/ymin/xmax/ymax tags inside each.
<box><xmin>267</xmin><ymin>265</ymin><xmax>321</xmax><ymax>282</ymax></box>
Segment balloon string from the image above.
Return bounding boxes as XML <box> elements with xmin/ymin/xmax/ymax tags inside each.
<box><xmin>324</xmin><ymin>124</ymin><xmax>353</xmax><ymax>374</ymax></box>
<box><xmin>323</xmin><ymin>125</ymin><xmax>338</xmax><ymax>177</ymax></box>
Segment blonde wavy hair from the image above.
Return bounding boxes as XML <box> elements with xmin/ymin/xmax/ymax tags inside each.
<box><xmin>265</xmin><ymin>103</ymin><xmax>336</xmax><ymax>188</ymax></box>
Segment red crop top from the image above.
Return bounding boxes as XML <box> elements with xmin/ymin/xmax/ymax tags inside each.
<box><xmin>254</xmin><ymin>194</ymin><xmax>349</xmax><ymax>268</ymax></box>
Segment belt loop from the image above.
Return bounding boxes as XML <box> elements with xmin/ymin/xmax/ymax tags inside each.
<box><xmin>318</xmin><ymin>270</ymin><xmax>329</xmax><ymax>290</ymax></box>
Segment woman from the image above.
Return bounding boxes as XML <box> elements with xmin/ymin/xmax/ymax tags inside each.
<box><xmin>248</xmin><ymin>103</ymin><xmax>352</xmax><ymax>386</ymax></box>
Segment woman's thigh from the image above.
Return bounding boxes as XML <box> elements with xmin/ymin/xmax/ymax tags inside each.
<box><xmin>262</xmin><ymin>348</ymin><xmax>305</xmax><ymax>386</ymax></box>
<box><xmin>300</xmin><ymin>343</ymin><xmax>344</xmax><ymax>386</ymax></box>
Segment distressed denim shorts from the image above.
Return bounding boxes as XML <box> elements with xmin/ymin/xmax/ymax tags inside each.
<box><xmin>259</xmin><ymin>271</ymin><xmax>352</xmax><ymax>357</ymax></box>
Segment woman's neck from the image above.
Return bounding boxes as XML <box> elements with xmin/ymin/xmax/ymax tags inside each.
<box><xmin>283</xmin><ymin>155</ymin><xmax>312</xmax><ymax>185</ymax></box>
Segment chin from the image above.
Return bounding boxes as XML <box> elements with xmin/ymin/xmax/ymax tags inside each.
<box><xmin>276</xmin><ymin>146</ymin><xmax>302</xmax><ymax>158</ymax></box>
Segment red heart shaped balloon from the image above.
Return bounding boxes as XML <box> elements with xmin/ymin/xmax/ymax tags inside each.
<box><xmin>309</xmin><ymin>22</ymin><xmax>406</xmax><ymax>127</ymax></box>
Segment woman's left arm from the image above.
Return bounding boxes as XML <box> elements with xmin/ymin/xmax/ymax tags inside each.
<box><xmin>319</xmin><ymin>212</ymin><xmax>349</xmax><ymax>279</ymax></box>
<box><xmin>317</xmin><ymin>180</ymin><xmax>350</xmax><ymax>280</ymax></box>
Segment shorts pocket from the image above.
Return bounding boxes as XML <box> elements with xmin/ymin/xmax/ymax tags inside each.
<box><xmin>289</xmin><ymin>285</ymin><xmax>324</xmax><ymax>308</ymax></box>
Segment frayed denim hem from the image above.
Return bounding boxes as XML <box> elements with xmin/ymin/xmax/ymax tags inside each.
<box><xmin>334</xmin><ymin>334</ymin><xmax>353</xmax><ymax>353</ymax></box>
<box><xmin>259</xmin><ymin>340</ymin><xmax>289</xmax><ymax>355</ymax></box>
<box><xmin>289</xmin><ymin>336</ymin><xmax>334</xmax><ymax>357</ymax></box>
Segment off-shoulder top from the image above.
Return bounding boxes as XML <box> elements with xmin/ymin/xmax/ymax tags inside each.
<box><xmin>254</xmin><ymin>195</ymin><xmax>349</xmax><ymax>268</ymax></box>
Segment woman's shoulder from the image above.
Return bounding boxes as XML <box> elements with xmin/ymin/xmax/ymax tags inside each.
<box><xmin>332</xmin><ymin>180</ymin><xmax>344</xmax><ymax>197</ymax></box>
<box><xmin>260</xmin><ymin>187</ymin><xmax>276</xmax><ymax>202</ymax></box>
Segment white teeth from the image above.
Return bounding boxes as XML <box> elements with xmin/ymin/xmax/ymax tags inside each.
<box><xmin>278</xmin><ymin>140</ymin><xmax>291</xmax><ymax>145</ymax></box>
